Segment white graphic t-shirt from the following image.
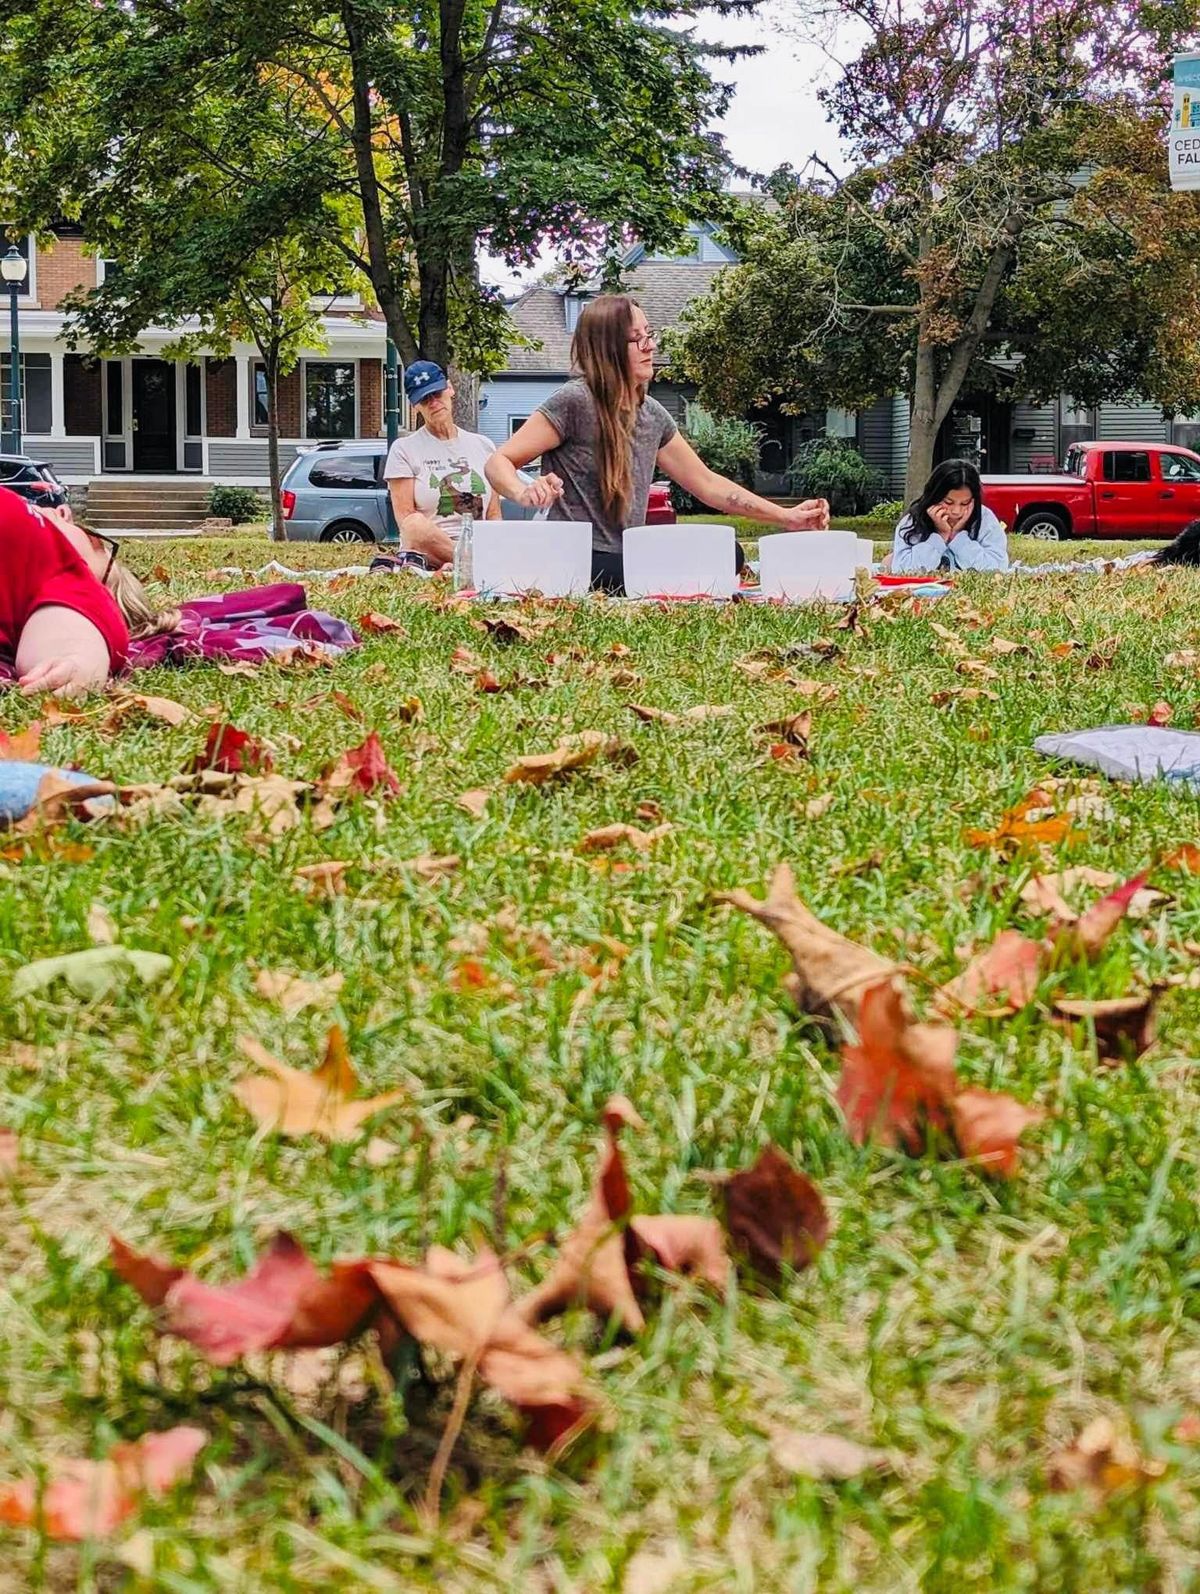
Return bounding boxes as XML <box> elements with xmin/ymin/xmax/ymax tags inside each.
<box><xmin>383</xmin><ymin>426</ymin><xmax>495</xmax><ymax>543</ymax></box>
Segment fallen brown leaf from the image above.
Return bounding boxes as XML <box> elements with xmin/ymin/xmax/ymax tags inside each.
<box><xmin>235</xmin><ymin>1025</ymin><xmax>405</xmax><ymax>1140</ymax></box>
<box><xmin>86</xmin><ymin>903</ymin><xmax>119</xmax><ymax>946</ymax></box>
<box><xmin>358</xmin><ymin>612</ymin><xmax>406</xmax><ymax>635</ymax></box>
<box><xmin>456</xmin><ymin>788</ymin><xmax>490</xmax><ymax>818</ymax></box>
<box><xmin>0</xmin><ymin>721</ymin><xmax>43</xmax><ymax>761</ymax></box>
<box><xmin>319</xmin><ymin>731</ymin><xmax>402</xmax><ymax>797</ymax></box>
<box><xmin>504</xmin><ymin>731</ymin><xmax>632</xmax><ymax>785</ymax></box>
<box><xmin>254</xmin><ymin>969</ymin><xmax>345</xmax><ymax>1017</ymax></box>
<box><xmin>294</xmin><ymin>861</ymin><xmax>349</xmax><ymax>897</ymax></box>
<box><xmin>628</xmin><ymin>703</ymin><xmax>734</xmax><ymax>726</ymax></box>
<box><xmin>937</xmin><ymin>929</ymin><xmax>1046</xmax><ymax>1017</ymax></box>
<box><xmin>107</xmin><ymin>692</ymin><xmax>193</xmax><ymax>728</ymax></box>
<box><xmin>1053</xmin><ymin>993</ymin><xmax>1159</xmax><ymax>1061</ymax></box>
<box><xmin>406</xmin><ymin>853</ymin><xmax>461</xmax><ymax>880</ymax></box>
<box><xmin>1048</xmin><ymin>1416</ymin><xmax>1164</xmax><ymax>1495</ymax></box>
<box><xmin>578</xmin><ymin>823</ymin><xmax>672</xmax><ymax>854</ymax></box>
<box><xmin>721</xmin><ymin>1144</ymin><xmax>829</xmax><ymax>1280</ymax></box>
<box><xmin>719</xmin><ymin>863</ymin><xmax>896</xmax><ymax>1025</ymax></box>
<box><xmin>804</xmin><ymin>793</ymin><xmax>836</xmax><ymax>819</ymax></box>
<box><xmin>757</xmin><ymin>711</ymin><xmax>812</xmax><ymax>749</ymax></box>
<box><xmin>768</xmin><ymin>1428</ymin><xmax>890</xmax><ymax>1481</ymax></box>
<box><xmin>949</xmin><ymin>1089</ymin><xmax>1046</xmax><ymax>1178</ymax></box>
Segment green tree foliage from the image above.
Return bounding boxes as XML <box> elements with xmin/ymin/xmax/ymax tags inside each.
<box><xmin>666</xmin><ymin>0</ymin><xmax>1200</xmax><ymax>496</ymax></box>
<box><xmin>0</xmin><ymin>0</ymin><xmax>762</xmax><ymax>385</ymax></box>
<box><xmin>787</xmin><ymin>436</ymin><xmax>885</xmax><ymax>514</ymax></box>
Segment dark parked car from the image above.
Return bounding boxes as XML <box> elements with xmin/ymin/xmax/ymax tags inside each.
<box><xmin>279</xmin><ymin>439</ymin><xmax>677</xmax><ymax>541</ymax></box>
<box><xmin>0</xmin><ymin>455</ymin><xmax>69</xmax><ymax>510</ymax></box>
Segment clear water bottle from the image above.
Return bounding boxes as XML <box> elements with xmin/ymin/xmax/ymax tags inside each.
<box><xmin>451</xmin><ymin>458</ymin><xmax>475</xmax><ymax>591</ymax></box>
<box><xmin>453</xmin><ymin>511</ymin><xmax>475</xmax><ymax>591</ymax></box>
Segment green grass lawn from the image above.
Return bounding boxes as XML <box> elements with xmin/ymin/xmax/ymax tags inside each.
<box><xmin>3</xmin><ymin>532</ymin><xmax>1200</xmax><ymax>1590</ymax></box>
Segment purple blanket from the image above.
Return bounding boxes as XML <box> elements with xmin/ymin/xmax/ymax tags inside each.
<box><xmin>128</xmin><ymin>584</ymin><xmax>358</xmax><ymax>669</ymax></box>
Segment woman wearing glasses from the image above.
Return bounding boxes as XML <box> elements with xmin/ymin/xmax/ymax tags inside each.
<box><xmin>485</xmin><ymin>295</ymin><xmax>830</xmax><ymax>591</ymax></box>
<box><xmin>0</xmin><ymin>486</ymin><xmax>176</xmax><ymax>696</ymax></box>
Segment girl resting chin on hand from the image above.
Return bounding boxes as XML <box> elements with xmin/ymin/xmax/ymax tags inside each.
<box><xmin>890</xmin><ymin>459</ymin><xmax>1009</xmax><ymax>574</ymax></box>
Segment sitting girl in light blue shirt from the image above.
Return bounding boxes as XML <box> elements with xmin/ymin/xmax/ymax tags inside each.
<box><xmin>890</xmin><ymin>459</ymin><xmax>1009</xmax><ymax>573</ymax></box>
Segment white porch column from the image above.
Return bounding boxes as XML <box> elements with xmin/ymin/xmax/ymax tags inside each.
<box><xmin>234</xmin><ymin>351</ymin><xmax>251</xmax><ymax>440</ymax></box>
<box><xmin>49</xmin><ymin>350</ymin><xmax>66</xmax><ymax>438</ymax></box>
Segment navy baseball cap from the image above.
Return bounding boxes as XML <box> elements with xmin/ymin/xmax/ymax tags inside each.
<box><xmin>404</xmin><ymin>360</ymin><xmax>449</xmax><ymax>404</ymax></box>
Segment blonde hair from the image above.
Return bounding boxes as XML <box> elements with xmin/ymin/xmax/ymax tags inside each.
<box><xmin>571</xmin><ymin>294</ymin><xmax>642</xmax><ymax>525</ymax></box>
<box><xmin>105</xmin><ymin>561</ymin><xmax>182</xmax><ymax>640</ymax></box>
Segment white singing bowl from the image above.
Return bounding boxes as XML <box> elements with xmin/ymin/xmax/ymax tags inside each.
<box><xmin>621</xmin><ymin>523</ymin><xmax>738</xmax><ymax>599</ymax></box>
<box><xmin>472</xmin><ymin>521</ymin><xmax>593</xmax><ymax>597</ymax></box>
<box><xmin>759</xmin><ymin>531</ymin><xmax>860</xmax><ymax>601</ymax></box>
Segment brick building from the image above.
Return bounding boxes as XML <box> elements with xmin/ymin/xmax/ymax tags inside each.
<box><xmin>0</xmin><ymin>226</ymin><xmax>389</xmax><ymax>485</ymax></box>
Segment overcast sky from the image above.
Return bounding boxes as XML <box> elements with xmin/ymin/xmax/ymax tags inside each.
<box><xmin>481</xmin><ymin>8</ymin><xmax>850</xmax><ymax>289</ymax></box>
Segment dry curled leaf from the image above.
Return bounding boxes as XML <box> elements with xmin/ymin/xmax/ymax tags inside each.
<box><xmin>628</xmin><ymin>703</ymin><xmax>733</xmax><ymax>726</ymax></box>
<box><xmin>504</xmin><ymin>731</ymin><xmax>632</xmax><ymax>785</ymax></box>
<box><xmin>235</xmin><ymin>1025</ymin><xmax>405</xmax><ymax>1140</ymax></box>
<box><xmin>1053</xmin><ymin>993</ymin><xmax>1159</xmax><ymax>1061</ymax></box>
<box><xmin>456</xmin><ymin>788</ymin><xmax>490</xmax><ymax>818</ymax></box>
<box><xmin>803</xmin><ymin>793</ymin><xmax>835</xmax><ymax>820</ymax></box>
<box><xmin>358</xmin><ymin>612</ymin><xmax>406</xmax><ymax>635</ymax></box>
<box><xmin>1048</xmin><ymin>1416</ymin><xmax>1164</xmax><ymax>1495</ymax></box>
<box><xmin>578</xmin><ymin>823</ymin><xmax>672</xmax><ymax>854</ymax></box>
<box><xmin>107</xmin><ymin>692</ymin><xmax>193</xmax><ymax>728</ymax></box>
<box><xmin>768</xmin><ymin>1428</ymin><xmax>890</xmax><ymax>1481</ymax></box>
<box><xmin>719</xmin><ymin>863</ymin><xmax>896</xmax><ymax>1025</ymax></box>
<box><xmin>0</xmin><ymin>1427</ymin><xmax>206</xmax><ymax>1542</ymax></box>
<box><xmin>0</xmin><ymin>721</ymin><xmax>44</xmax><ymax>760</ymax></box>
<box><xmin>368</xmin><ymin>1246</ymin><xmax>594</xmax><ymax>1453</ymax></box>
<box><xmin>112</xmin><ymin>1232</ymin><xmax>380</xmax><ymax>1366</ymax></box>
<box><xmin>253</xmin><ymin>969</ymin><xmax>344</xmax><ymax>1017</ymax></box>
<box><xmin>949</xmin><ymin>1088</ymin><xmax>1045</xmax><ymax>1178</ymax></box>
<box><xmin>937</xmin><ymin>929</ymin><xmax>1046</xmax><ymax>1017</ymax></box>
<box><xmin>721</xmin><ymin>1144</ymin><xmax>829</xmax><ymax>1280</ymax></box>
<box><xmin>294</xmin><ymin>860</ymin><xmax>349</xmax><ymax>897</ymax></box>
<box><xmin>405</xmin><ymin>853</ymin><xmax>461</xmax><ymax>880</ymax></box>
<box><xmin>757</xmin><ymin>712</ymin><xmax>812</xmax><ymax>749</ymax></box>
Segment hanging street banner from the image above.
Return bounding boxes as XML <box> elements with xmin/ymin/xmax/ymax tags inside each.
<box><xmin>1171</xmin><ymin>54</ymin><xmax>1200</xmax><ymax>190</ymax></box>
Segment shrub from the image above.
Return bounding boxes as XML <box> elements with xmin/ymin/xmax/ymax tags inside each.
<box><xmin>671</xmin><ymin>404</ymin><xmax>764</xmax><ymax>513</ymax></box>
<box><xmin>787</xmin><ymin>437</ymin><xmax>886</xmax><ymax>515</ymax></box>
<box><xmin>208</xmin><ymin>485</ymin><xmax>267</xmax><ymax>524</ymax></box>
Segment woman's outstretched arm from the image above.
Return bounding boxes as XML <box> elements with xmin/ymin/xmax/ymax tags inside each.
<box><xmin>15</xmin><ymin>605</ymin><xmax>112</xmax><ymax>697</ymax></box>
<box><xmin>656</xmin><ymin>433</ymin><xmax>829</xmax><ymax>531</ymax></box>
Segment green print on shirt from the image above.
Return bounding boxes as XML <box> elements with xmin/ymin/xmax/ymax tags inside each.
<box><xmin>430</xmin><ymin>467</ymin><xmax>487</xmax><ymax>521</ymax></box>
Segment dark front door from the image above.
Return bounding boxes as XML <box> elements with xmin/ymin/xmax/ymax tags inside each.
<box><xmin>132</xmin><ymin>361</ymin><xmax>176</xmax><ymax>471</ymax></box>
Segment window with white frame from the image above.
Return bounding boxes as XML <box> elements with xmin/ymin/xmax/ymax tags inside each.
<box><xmin>1059</xmin><ymin>395</ymin><xmax>1097</xmax><ymax>455</ymax></box>
<box><xmin>252</xmin><ymin>362</ymin><xmax>270</xmax><ymax>428</ymax></box>
<box><xmin>304</xmin><ymin>361</ymin><xmax>357</xmax><ymax>438</ymax></box>
<box><xmin>0</xmin><ymin>353</ymin><xmax>52</xmax><ymax>432</ymax></box>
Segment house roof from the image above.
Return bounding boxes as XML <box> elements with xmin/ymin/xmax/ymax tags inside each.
<box><xmin>502</xmin><ymin>260</ymin><xmax>728</xmax><ymax>376</ymax></box>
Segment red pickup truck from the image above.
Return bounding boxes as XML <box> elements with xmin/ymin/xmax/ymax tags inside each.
<box><xmin>982</xmin><ymin>441</ymin><xmax>1200</xmax><ymax>541</ymax></box>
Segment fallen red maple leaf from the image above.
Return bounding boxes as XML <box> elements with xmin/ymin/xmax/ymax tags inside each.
<box><xmin>321</xmin><ymin>731</ymin><xmax>402</xmax><ymax>796</ymax></box>
<box><xmin>0</xmin><ymin>1427</ymin><xmax>206</xmax><ymax>1541</ymax></box>
<box><xmin>188</xmin><ymin>721</ymin><xmax>272</xmax><ymax>775</ymax></box>
<box><xmin>840</xmin><ymin>979</ymin><xmax>1042</xmax><ymax>1176</ymax></box>
<box><xmin>111</xmin><ymin>1232</ymin><xmax>379</xmax><ymax>1365</ymax></box>
<box><xmin>937</xmin><ymin>928</ymin><xmax>1046</xmax><ymax>1017</ymax></box>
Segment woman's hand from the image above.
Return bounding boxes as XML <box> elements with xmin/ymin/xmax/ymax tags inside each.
<box><xmin>519</xmin><ymin>473</ymin><xmax>564</xmax><ymax>510</ymax></box>
<box><xmin>781</xmin><ymin>498</ymin><xmax>830</xmax><ymax>532</ymax></box>
<box><xmin>18</xmin><ymin>655</ymin><xmax>104</xmax><ymax>698</ymax></box>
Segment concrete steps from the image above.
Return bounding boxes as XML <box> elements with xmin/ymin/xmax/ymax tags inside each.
<box><xmin>82</xmin><ymin>478</ymin><xmax>216</xmax><ymax>530</ymax></box>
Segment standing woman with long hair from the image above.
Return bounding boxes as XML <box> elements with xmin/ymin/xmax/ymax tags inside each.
<box><xmin>485</xmin><ymin>295</ymin><xmax>829</xmax><ymax>591</ymax></box>
<box><xmin>890</xmin><ymin>459</ymin><xmax>1009</xmax><ymax>573</ymax></box>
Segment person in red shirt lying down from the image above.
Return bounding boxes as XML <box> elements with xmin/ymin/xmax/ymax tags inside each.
<box><xmin>0</xmin><ymin>485</ymin><xmax>179</xmax><ymax>697</ymax></box>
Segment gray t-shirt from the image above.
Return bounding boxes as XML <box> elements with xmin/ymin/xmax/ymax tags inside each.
<box><xmin>537</xmin><ymin>379</ymin><xmax>677</xmax><ymax>555</ymax></box>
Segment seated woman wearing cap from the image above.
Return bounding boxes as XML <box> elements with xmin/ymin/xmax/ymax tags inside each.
<box><xmin>384</xmin><ymin>362</ymin><xmax>501</xmax><ymax>568</ymax></box>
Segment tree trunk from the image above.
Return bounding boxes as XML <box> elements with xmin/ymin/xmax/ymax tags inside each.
<box><xmin>450</xmin><ymin>366</ymin><xmax>478</xmax><ymax>429</ymax></box>
<box><xmin>907</xmin><ymin>334</ymin><xmax>939</xmax><ymax>500</ymax></box>
<box><xmin>266</xmin><ymin>348</ymin><xmax>286</xmax><ymax>542</ymax></box>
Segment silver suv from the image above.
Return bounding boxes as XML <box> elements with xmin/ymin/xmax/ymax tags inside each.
<box><xmin>279</xmin><ymin>437</ymin><xmax>541</xmax><ymax>543</ymax></box>
<box><xmin>279</xmin><ymin>441</ymin><xmax>394</xmax><ymax>543</ymax></box>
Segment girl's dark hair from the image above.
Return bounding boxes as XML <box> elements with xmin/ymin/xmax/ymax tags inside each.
<box><xmin>1153</xmin><ymin>519</ymin><xmax>1200</xmax><ymax>565</ymax></box>
<box><xmin>902</xmin><ymin>459</ymin><xmax>983</xmax><ymax>546</ymax></box>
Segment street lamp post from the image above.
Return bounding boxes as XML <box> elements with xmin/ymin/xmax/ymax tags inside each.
<box><xmin>1</xmin><ymin>246</ymin><xmax>29</xmax><ymax>456</ymax></box>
